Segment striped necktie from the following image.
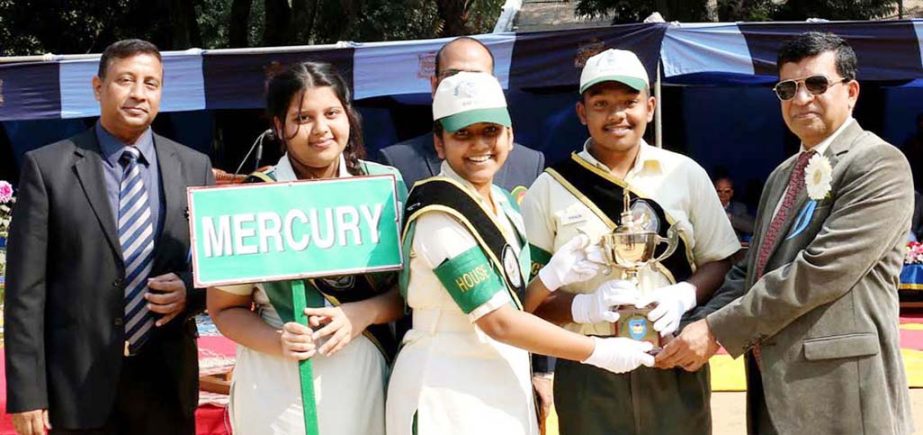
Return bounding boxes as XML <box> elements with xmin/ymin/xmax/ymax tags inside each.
<box><xmin>751</xmin><ymin>150</ymin><xmax>813</xmax><ymax>367</ymax></box>
<box><xmin>118</xmin><ymin>146</ymin><xmax>155</xmax><ymax>355</ymax></box>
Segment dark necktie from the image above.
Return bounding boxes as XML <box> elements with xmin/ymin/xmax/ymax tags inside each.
<box><xmin>118</xmin><ymin>147</ymin><xmax>155</xmax><ymax>355</ymax></box>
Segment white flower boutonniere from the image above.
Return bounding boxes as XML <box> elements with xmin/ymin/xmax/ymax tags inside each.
<box><xmin>804</xmin><ymin>154</ymin><xmax>833</xmax><ymax>200</ymax></box>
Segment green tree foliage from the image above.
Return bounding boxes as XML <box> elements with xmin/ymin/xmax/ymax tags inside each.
<box><xmin>773</xmin><ymin>0</ymin><xmax>899</xmax><ymax>21</ymax></box>
<box><xmin>576</xmin><ymin>0</ymin><xmax>900</xmax><ymax>23</ymax></box>
<box><xmin>576</xmin><ymin>0</ymin><xmax>710</xmax><ymax>23</ymax></box>
<box><xmin>0</xmin><ymin>0</ymin><xmax>505</xmax><ymax>56</ymax></box>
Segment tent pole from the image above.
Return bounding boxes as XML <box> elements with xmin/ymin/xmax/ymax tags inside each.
<box><xmin>655</xmin><ymin>61</ymin><xmax>663</xmax><ymax>148</ymax></box>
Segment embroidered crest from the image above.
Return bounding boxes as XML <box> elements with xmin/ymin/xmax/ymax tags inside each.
<box><xmin>417</xmin><ymin>52</ymin><xmax>436</xmax><ymax>80</ymax></box>
<box><xmin>502</xmin><ymin>244</ymin><xmax>522</xmax><ymax>288</ymax></box>
<box><xmin>628</xmin><ymin>316</ymin><xmax>648</xmax><ymax>340</ymax></box>
<box><xmin>575</xmin><ymin>40</ymin><xmax>606</xmax><ymax>68</ymax></box>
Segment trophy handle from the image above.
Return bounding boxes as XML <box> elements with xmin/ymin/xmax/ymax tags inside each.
<box><xmin>653</xmin><ymin>225</ymin><xmax>679</xmax><ymax>263</ymax></box>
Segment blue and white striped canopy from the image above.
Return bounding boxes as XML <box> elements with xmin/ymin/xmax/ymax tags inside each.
<box><xmin>1</xmin><ymin>19</ymin><xmax>922</xmax><ymax>121</ymax></box>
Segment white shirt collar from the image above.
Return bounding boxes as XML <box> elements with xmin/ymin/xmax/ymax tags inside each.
<box><xmin>577</xmin><ymin>138</ymin><xmax>661</xmax><ymax>178</ymax></box>
<box><xmin>801</xmin><ymin>117</ymin><xmax>854</xmax><ymax>156</ymax></box>
<box><xmin>273</xmin><ymin>153</ymin><xmax>350</xmax><ymax>182</ymax></box>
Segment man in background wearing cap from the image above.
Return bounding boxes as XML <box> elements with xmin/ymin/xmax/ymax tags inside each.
<box><xmin>377</xmin><ymin>36</ymin><xmax>545</xmax><ymax>193</ymax></box>
<box><xmin>520</xmin><ymin>49</ymin><xmax>739</xmax><ymax>434</ymax></box>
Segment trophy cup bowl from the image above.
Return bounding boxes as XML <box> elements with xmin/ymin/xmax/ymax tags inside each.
<box><xmin>598</xmin><ymin>226</ymin><xmax>679</xmax><ymax>351</ymax></box>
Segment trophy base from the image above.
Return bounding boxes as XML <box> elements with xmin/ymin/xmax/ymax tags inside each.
<box><xmin>615</xmin><ymin>306</ymin><xmax>661</xmax><ymax>355</ymax></box>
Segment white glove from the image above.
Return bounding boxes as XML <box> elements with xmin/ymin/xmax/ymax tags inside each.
<box><xmin>571</xmin><ymin>280</ymin><xmax>639</xmax><ymax>324</ymax></box>
<box><xmin>635</xmin><ymin>281</ymin><xmax>697</xmax><ymax>337</ymax></box>
<box><xmin>582</xmin><ymin>336</ymin><xmax>655</xmax><ymax>374</ymax></box>
<box><xmin>538</xmin><ymin>234</ymin><xmax>601</xmax><ymax>292</ymax></box>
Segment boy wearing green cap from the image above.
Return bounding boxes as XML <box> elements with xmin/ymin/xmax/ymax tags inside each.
<box><xmin>521</xmin><ymin>49</ymin><xmax>740</xmax><ymax>434</ymax></box>
<box><xmin>385</xmin><ymin>71</ymin><xmax>658</xmax><ymax>435</ymax></box>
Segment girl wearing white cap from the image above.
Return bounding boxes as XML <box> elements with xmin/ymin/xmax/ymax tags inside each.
<box><xmin>385</xmin><ymin>71</ymin><xmax>655</xmax><ymax>435</ymax></box>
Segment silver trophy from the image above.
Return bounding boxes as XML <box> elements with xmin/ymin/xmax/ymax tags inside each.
<box><xmin>597</xmin><ymin>190</ymin><xmax>679</xmax><ymax>347</ymax></box>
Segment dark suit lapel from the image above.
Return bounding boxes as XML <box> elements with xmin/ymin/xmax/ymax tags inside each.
<box><xmin>73</xmin><ymin>130</ymin><xmax>121</xmax><ymax>256</ymax></box>
<box><xmin>153</xmin><ymin>135</ymin><xmax>183</xmax><ymax>272</ymax></box>
<box><xmin>422</xmin><ymin>134</ymin><xmax>442</xmax><ymax>177</ymax></box>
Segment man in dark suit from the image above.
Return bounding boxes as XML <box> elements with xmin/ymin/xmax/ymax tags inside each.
<box><xmin>4</xmin><ymin>39</ymin><xmax>213</xmax><ymax>434</ymax></box>
<box><xmin>377</xmin><ymin>37</ymin><xmax>545</xmax><ymax>193</ymax></box>
<box><xmin>658</xmin><ymin>32</ymin><xmax>914</xmax><ymax>434</ymax></box>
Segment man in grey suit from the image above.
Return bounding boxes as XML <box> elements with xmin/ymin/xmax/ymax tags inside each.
<box><xmin>377</xmin><ymin>36</ymin><xmax>545</xmax><ymax>193</ymax></box>
<box><xmin>656</xmin><ymin>32</ymin><xmax>914</xmax><ymax>434</ymax></box>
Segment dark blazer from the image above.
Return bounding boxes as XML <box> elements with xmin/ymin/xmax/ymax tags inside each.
<box><xmin>725</xmin><ymin>201</ymin><xmax>755</xmax><ymax>236</ymax></box>
<box><xmin>4</xmin><ymin>128</ymin><xmax>214</xmax><ymax>428</ymax></box>
<box><xmin>700</xmin><ymin>121</ymin><xmax>914</xmax><ymax>434</ymax></box>
<box><xmin>377</xmin><ymin>133</ymin><xmax>545</xmax><ymax>192</ymax></box>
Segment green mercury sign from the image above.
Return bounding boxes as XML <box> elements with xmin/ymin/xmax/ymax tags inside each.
<box><xmin>188</xmin><ymin>175</ymin><xmax>403</xmax><ymax>287</ymax></box>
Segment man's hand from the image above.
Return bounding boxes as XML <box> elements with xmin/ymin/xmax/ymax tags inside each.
<box><xmin>654</xmin><ymin>319</ymin><xmax>720</xmax><ymax>371</ymax></box>
<box><xmin>531</xmin><ymin>375</ymin><xmax>554</xmax><ymax>429</ymax></box>
<box><xmin>146</xmin><ymin>272</ymin><xmax>188</xmax><ymax>326</ymax></box>
<box><xmin>11</xmin><ymin>409</ymin><xmax>50</xmax><ymax>435</ymax></box>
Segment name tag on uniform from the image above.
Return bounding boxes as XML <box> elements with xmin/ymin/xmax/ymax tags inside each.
<box><xmin>559</xmin><ymin>209</ymin><xmax>587</xmax><ymax>226</ymax></box>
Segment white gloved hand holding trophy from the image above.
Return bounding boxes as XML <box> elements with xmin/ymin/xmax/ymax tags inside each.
<box><xmin>571</xmin><ymin>279</ymin><xmax>639</xmax><ymax>324</ymax></box>
<box><xmin>635</xmin><ymin>281</ymin><xmax>697</xmax><ymax>336</ymax></box>
<box><xmin>537</xmin><ymin>234</ymin><xmax>601</xmax><ymax>292</ymax></box>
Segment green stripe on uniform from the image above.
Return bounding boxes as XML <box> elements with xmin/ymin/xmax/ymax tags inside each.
<box><xmin>529</xmin><ymin>244</ymin><xmax>553</xmax><ymax>281</ymax></box>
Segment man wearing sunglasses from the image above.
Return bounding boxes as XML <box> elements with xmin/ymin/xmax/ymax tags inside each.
<box><xmin>658</xmin><ymin>32</ymin><xmax>914</xmax><ymax>434</ymax></box>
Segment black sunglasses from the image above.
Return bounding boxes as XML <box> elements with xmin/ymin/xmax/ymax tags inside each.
<box><xmin>772</xmin><ymin>75</ymin><xmax>849</xmax><ymax>101</ymax></box>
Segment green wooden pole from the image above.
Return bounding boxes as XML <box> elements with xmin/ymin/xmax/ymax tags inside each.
<box><xmin>291</xmin><ymin>280</ymin><xmax>320</xmax><ymax>435</ymax></box>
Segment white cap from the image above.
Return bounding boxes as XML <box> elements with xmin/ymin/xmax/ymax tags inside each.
<box><xmin>432</xmin><ymin>71</ymin><xmax>511</xmax><ymax>133</ymax></box>
<box><xmin>579</xmin><ymin>49</ymin><xmax>649</xmax><ymax>94</ymax></box>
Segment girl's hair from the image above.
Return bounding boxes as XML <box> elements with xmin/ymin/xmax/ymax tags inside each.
<box><xmin>265</xmin><ymin>62</ymin><xmax>366</xmax><ymax>175</ymax></box>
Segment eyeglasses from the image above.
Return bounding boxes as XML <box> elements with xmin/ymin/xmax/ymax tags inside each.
<box><xmin>772</xmin><ymin>75</ymin><xmax>849</xmax><ymax>101</ymax></box>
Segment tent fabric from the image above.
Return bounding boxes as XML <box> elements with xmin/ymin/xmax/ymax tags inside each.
<box><xmin>59</xmin><ymin>51</ymin><xmax>207</xmax><ymax>118</ymax></box>
<box><xmin>2</xmin><ymin>19</ymin><xmax>923</xmax><ymax>121</ymax></box>
<box><xmin>352</xmin><ymin>34</ymin><xmax>515</xmax><ymax>99</ymax></box>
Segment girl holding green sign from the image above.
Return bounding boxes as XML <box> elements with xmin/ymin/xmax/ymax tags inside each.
<box><xmin>208</xmin><ymin>62</ymin><xmax>406</xmax><ymax>435</ymax></box>
<box><xmin>386</xmin><ymin>72</ymin><xmax>656</xmax><ymax>434</ymax></box>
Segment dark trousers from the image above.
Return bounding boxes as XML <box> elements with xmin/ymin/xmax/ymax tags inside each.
<box><xmin>50</xmin><ymin>345</ymin><xmax>195</xmax><ymax>435</ymax></box>
<box><xmin>746</xmin><ymin>355</ymin><xmax>778</xmax><ymax>435</ymax></box>
<box><xmin>554</xmin><ymin>358</ymin><xmax>712</xmax><ymax>435</ymax></box>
